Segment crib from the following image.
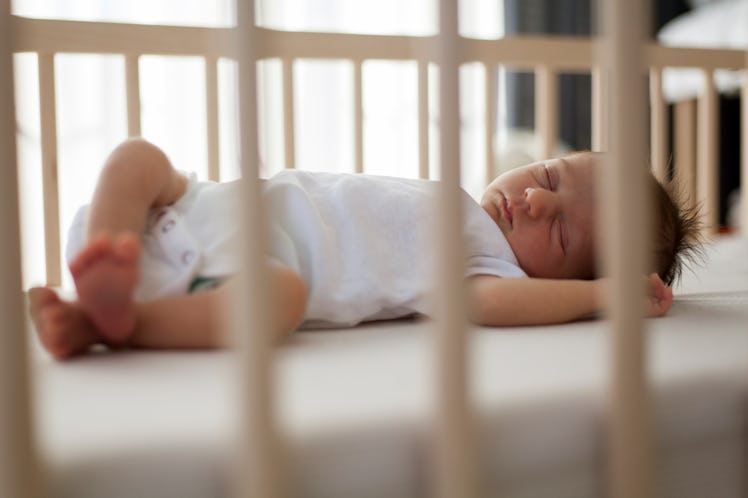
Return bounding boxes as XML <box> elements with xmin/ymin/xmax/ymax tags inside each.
<box><xmin>1</xmin><ymin>1</ymin><xmax>748</xmax><ymax>497</ymax></box>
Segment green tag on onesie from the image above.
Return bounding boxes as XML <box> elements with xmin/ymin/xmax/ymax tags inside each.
<box><xmin>188</xmin><ymin>276</ymin><xmax>225</xmax><ymax>293</ymax></box>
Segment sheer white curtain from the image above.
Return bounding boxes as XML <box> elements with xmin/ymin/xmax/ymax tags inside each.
<box><xmin>13</xmin><ymin>0</ymin><xmax>503</xmax><ymax>288</ymax></box>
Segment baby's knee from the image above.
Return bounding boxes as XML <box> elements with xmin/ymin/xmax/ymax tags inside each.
<box><xmin>101</xmin><ymin>138</ymin><xmax>169</xmax><ymax>182</ymax></box>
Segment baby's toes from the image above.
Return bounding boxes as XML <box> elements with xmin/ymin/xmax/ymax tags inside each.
<box><xmin>69</xmin><ymin>235</ymin><xmax>113</xmax><ymax>277</ymax></box>
<box><xmin>38</xmin><ymin>308</ymin><xmax>77</xmax><ymax>359</ymax></box>
<box><xmin>28</xmin><ymin>287</ymin><xmax>59</xmax><ymax>316</ymax></box>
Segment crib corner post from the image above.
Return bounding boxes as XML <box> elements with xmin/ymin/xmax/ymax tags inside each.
<box><xmin>0</xmin><ymin>5</ymin><xmax>43</xmax><ymax>498</ymax></box>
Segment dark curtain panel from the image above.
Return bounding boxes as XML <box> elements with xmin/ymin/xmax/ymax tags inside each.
<box><xmin>503</xmin><ymin>0</ymin><xmax>593</xmax><ymax>152</ymax></box>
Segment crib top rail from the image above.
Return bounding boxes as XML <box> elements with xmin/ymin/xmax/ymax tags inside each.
<box><xmin>11</xmin><ymin>15</ymin><xmax>748</xmax><ymax>71</ymax></box>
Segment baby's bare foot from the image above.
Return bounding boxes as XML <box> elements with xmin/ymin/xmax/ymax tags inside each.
<box><xmin>69</xmin><ymin>232</ymin><xmax>140</xmax><ymax>343</ymax></box>
<box><xmin>28</xmin><ymin>287</ymin><xmax>99</xmax><ymax>360</ymax></box>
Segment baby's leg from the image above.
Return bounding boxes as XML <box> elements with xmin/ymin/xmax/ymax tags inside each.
<box><xmin>86</xmin><ymin>138</ymin><xmax>189</xmax><ymax>236</ymax></box>
<box><xmin>69</xmin><ymin>232</ymin><xmax>140</xmax><ymax>342</ymax></box>
<box><xmin>28</xmin><ymin>287</ymin><xmax>100</xmax><ymax>360</ymax></box>
<box><xmin>71</xmin><ymin>138</ymin><xmax>188</xmax><ymax>342</ymax></box>
<box><xmin>31</xmin><ymin>264</ymin><xmax>307</xmax><ymax>359</ymax></box>
<box><xmin>129</xmin><ymin>265</ymin><xmax>307</xmax><ymax>349</ymax></box>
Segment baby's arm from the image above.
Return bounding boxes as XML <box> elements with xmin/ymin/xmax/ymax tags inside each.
<box><xmin>466</xmin><ymin>274</ymin><xmax>673</xmax><ymax>326</ymax></box>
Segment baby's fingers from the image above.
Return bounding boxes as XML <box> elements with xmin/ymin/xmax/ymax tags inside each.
<box><xmin>646</xmin><ymin>273</ymin><xmax>673</xmax><ymax>317</ymax></box>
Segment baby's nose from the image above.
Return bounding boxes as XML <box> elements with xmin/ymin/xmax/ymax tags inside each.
<box><xmin>524</xmin><ymin>187</ymin><xmax>558</xmax><ymax>219</ymax></box>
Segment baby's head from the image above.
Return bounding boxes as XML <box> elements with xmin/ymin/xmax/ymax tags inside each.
<box><xmin>481</xmin><ymin>151</ymin><xmax>702</xmax><ymax>284</ymax></box>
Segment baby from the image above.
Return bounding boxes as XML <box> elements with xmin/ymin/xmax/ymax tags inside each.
<box><xmin>28</xmin><ymin>139</ymin><xmax>702</xmax><ymax>359</ymax></box>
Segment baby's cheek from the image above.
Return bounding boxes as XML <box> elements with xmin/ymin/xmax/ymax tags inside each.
<box><xmin>511</xmin><ymin>237</ymin><xmax>557</xmax><ymax>278</ymax></box>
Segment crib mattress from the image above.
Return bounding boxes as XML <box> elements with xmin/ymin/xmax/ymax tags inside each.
<box><xmin>32</xmin><ymin>235</ymin><xmax>748</xmax><ymax>498</ymax></box>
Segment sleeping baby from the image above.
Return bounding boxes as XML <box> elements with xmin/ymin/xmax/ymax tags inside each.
<box><xmin>28</xmin><ymin>139</ymin><xmax>702</xmax><ymax>359</ymax></box>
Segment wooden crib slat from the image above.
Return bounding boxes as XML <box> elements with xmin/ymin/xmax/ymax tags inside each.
<box><xmin>674</xmin><ymin>99</ymin><xmax>697</xmax><ymax>206</ymax></box>
<box><xmin>38</xmin><ymin>52</ymin><xmax>62</xmax><ymax>286</ymax></box>
<box><xmin>353</xmin><ymin>59</ymin><xmax>364</xmax><ymax>174</ymax></box>
<box><xmin>234</xmin><ymin>2</ymin><xmax>284</xmax><ymax>498</ymax></box>
<box><xmin>649</xmin><ymin>67</ymin><xmax>668</xmax><ymax>182</ymax></box>
<box><xmin>0</xmin><ymin>3</ymin><xmax>41</xmax><ymax>496</ymax></box>
<box><xmin>591</xmin><ymin>66</ymin><xmax>608</xmax><ymax>151</ymax></box>
<box><xmin>433</xmin><ymin>1</ymin><xmax>476</xmax><ymax>497</ymax></box>
<box><xmin>205</xmin><ymin>56</ymin><xmax>220</xmax><ymax>181</ymax></box>
<box><xmin>697</xmin><ymin>70</ymin><xmax>719</xmax><ymax>233</ymax></box>
<box><xmin>282</xmin><ymin>58</ymin><xmax>296</xmax><ymax>169</ymax></box>
<box><xmin>535</xmin><ymin>65</ymin><xmax>557</xmax><ymax>160</ymax></box>
<box><xmin>602</xmin><ymin>1</ymin><xmax>655</xmax><ymax>497</ymax></box>
<box><xmin>484</xmin><ymin>63</ymin><xmax>497</xmax><ymax>186</ymax></box>
<box><xmin>125</xmin><ymin>54</ymin><xmax>141</xmax><ymax>137</ymax></box>
<box><xmin>418</xmin><ymin>59</ymin><xmax>429</xmax><ymax>179</ymax></box>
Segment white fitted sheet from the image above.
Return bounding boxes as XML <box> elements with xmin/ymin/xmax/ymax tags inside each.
<box><xmin>33</xmin><ymin>235</ymin><xmax>748</xmax><ymax>498</ymax></box>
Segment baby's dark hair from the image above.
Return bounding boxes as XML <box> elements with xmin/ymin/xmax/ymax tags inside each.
<box><xmin>567</xmin><ymin>150</ymin><xmax>703</xmax><ymax>285</ymax></box>
<box><xmin>648</xmin><ymin>174</ymin><xmax>704</xmax><ymax>286</ymax></box>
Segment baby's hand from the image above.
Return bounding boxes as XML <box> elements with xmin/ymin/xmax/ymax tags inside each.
<box><xmin>646</xmin><ymin>273</ymin><xmax>673</xmax><ymax>317</ymax></box>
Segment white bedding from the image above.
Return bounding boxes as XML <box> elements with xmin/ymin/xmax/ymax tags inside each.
<box><xmin>658</xmin><ymin>0</ymin><xmax>748</xmax><ymax>101</ymax></box>
<box><xmin>33</xmin><ymin>235</ymin><xmax>748</xmax><ymax>498</ymax></box>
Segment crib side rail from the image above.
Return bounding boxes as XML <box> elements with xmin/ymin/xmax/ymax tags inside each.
<box><xmin>12</xmin><ymin>16</ymin><xmax>747</xmax><ymax>69</ymax></box>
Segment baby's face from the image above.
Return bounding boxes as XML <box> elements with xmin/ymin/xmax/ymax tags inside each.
<box><xmin>481</xmin><ymin>153</ymin><xmax>597</xmax><ymax>279</ymax></box>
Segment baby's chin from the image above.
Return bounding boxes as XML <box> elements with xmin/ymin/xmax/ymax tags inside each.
<box><xmin>513</xmin><ymin>252</ymin><xmax>561</xmax><ymax>279</ymax></box>
<box><xmin>504</xmin><ymin>238</ymin><xmax>528</xmax><ymax>271</ymax></box>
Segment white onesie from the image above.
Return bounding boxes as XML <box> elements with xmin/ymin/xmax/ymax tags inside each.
<box><xmin>67</xmin><ymin>170</ymin><xmax>526</xmax><ymax>328</ymax></box>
